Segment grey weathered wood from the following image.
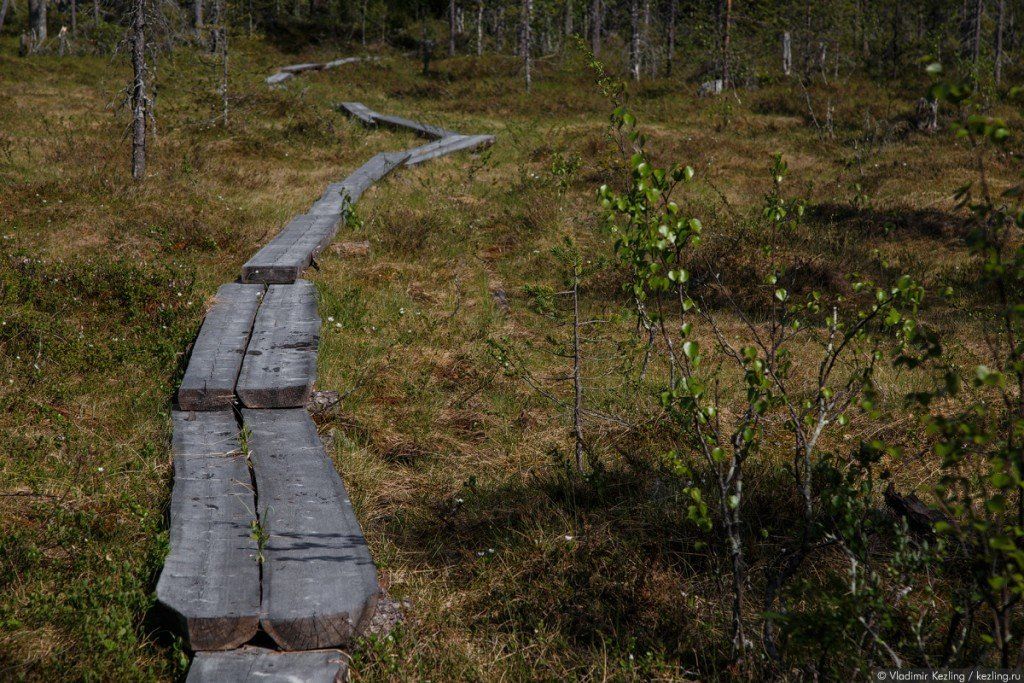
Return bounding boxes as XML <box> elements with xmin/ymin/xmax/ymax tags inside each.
<box><xmin>236</xmin><ymin>281</ymin><xmax>319</xmax><ymax>409</ymax></box>
<box><xmin>370</xmin><ymin>113</ymin><xmax>457</xmax><ymax>140</ymax></box>
<box><xmin>241</xmin><ymin>214</ymin><xmax>341</xmax><ymax>284</ymax></box>
<box><xmin>156</xmin><ymin>411</ymin><xmax>260</xmax><ymax>651</ymax></box>
<box><xmin>178</xmin><ymin>284</ymin><xmax>264</xmax><ymax>411</ymax></box>
<box><xmin>265</xmin><ymin>71</ymin><xmax>294</xmax><ymax>85</ymax></box>
<box><xmin>243</xmin><ymin>408</ymin><xmax>380</xmax><ymax>650</ymax></box>
<box><xmin>188</xmin><ymin>647</ymin><xmax>349</xmax><ymax>683</ymax></box>
<box><xmin>405</xmin><ymin>134</ymin><xmax>495</xmax><ymax>166</ymax></box>
<box><xmin>337</xmin><ymin>101</ymin><xmax>378</xmax><ymax>125</ymax></box>
<box><xmin>279</xmin><ymin>62</ymin><xmax>325</xmax><ymax>73</ymax></box>
<box><xmin>307</xmin><ymin>151</ymin><xmax>409</xmax><ymax>216</ymax></box>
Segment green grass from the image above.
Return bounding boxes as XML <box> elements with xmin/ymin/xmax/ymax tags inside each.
<box><xmin>0</xmin><ymin>32</ymin><xmax>1016</xmax><ymax>680</ymax></box>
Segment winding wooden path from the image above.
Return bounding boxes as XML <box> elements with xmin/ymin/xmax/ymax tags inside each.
<box><xmin>156</xmin><ymin>88</ymin><xmax>494</xmax><ymax>680</ymax></box>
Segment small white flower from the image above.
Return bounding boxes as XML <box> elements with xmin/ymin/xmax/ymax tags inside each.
<box><xmin>327</xmin><ymin>316</ymin><xmax>335</xmax><ymax>322</ymax></box>
<box><xmin>564</xmin><ymin>534</ymin><xmax>573</xmax><ymax>541</ymax></box>
<box><xmin>97</xmin><ymin>467</ymin><xmax>105</xmax><ymax>472</ymax></box>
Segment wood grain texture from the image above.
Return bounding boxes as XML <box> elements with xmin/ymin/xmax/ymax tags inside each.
<box><xmin>265</xmin><ymin>71</ymin><xmax>293</xmax><ymax>85</ymax></box>
<box><xmin>187</xmin><ymin>647</ymin><xmax>349</xmax><ymax>682</ymax></box>
<box><xmin>156</xmin><ymin>411</ymin><xmax>260</xmax><ymax>651</ymax></box>
<box><xmin>336</xmin><ymin>101</ymin><xmax>378</xmax><ymax>125</ymax></box>
<box><xmin>236</xmin><ymin>281</ymin><xmax>319</xmax><ymax>409</ymax></box>
<box><xmin>405</xmin><ymin>134</ymin><xmax>495</xmax><ymax>166</ymax></box>
<box><xmin>241</xmin><ymin>214</ymin><xmax>341</xmax><ymax>284</ymax></box>
<box><xmin>178</xmin><ymin>284</ymin><xmax>264</xmax><ymax>411</ymax></box>
<box><xmin>243</xmin><ymin>408</ymin><xmax>380</xmax><ymax>650</ymax></box>
<box><xmin>370</xmin><ymin>113</ymin><xmax>457</xmax><ymax>140</ymax></box>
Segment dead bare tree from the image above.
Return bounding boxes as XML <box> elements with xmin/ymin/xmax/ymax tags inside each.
<box><xmin>522</xmin><ymin>0</ymin><xmax>532</xmax><ymax>91</ymax></box>
<box><xmin>476</xmin><ymin>0</ymin><xmax>484</xmax><ymax>54</ymax></box>
<box><xmin>721</xmin><ymin>0</ymin><xmax>732</xmax><ymax>86</ymax></box>
<box><xmin>783</xmin><ymin>30</ymin><xmax>792</xmax><ymax>75</ymax></box>
<box><xmin>449</xmin><ymin>0</ymin><xmax>456</xmax><ymax>55</ymax></box>
<box><xmin>129</xmin><ymin>0</ymin><xmax>148</xmax><ymax>180</ymax></box>
<box><xmin>571</xmin><ymin>262</ymin><xmax>585</xmax><ymax>473</ymax></box>
<box><xmin>996</xmin><ymin>0</ymin><xmax>1005</xmax><ymax>84</ymax></box>
<box><xmin>28</xmin><ymin>0</ymin><xmax>47</xmax><ymax>42</ymax></box>
<box><xmin>590</xmin><ymin>0</ymin><xmax>599</xmax><ymax>55</ymax></box>
<box><xmin>629</xmin><ymin>0</ymin><xmax>639</xmax><ymax>80</ymax></box>
<box><xmin>665</xmin><ymin>0</ymin><xmax>676</xmax><ymax>76</ymax></box>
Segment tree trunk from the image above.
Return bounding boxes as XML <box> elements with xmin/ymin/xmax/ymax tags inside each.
<box><xmin>130</xmin><ymin>0</ymin><xmax>147</xmax><ymax>181</ymax></box>
<box><xmin>782</xmin><ymin>30</ymin><xmax>792</xmax><ymax>75</ymax></box>
<box><xmin>643</xmin><ymin>0</ymin><xmax>652</xmax><ymax>76</ymax></box>
<box><xmin>71</xmin><ymin>0</ymin><xmax>76</xmax><ymax>34</ymax></box>
<box><xmin>94</xmin><ymin>0</ymin><xmax>100</xmax><ymax>26</ymax></box>
<box><xmin>629</xmin><ymin>0</ymin><xmax>640</xmax><ymax>80</ymax></box>
<box><xmin>665</xmin><ymin>0</ymin><xmax>676</xmax><ymax>76</ymax></box>
<box><xmin>721</xmin><ymin>0</ymin><xmax>731</xmax><ymax>86</ymax></box>
<box><xmin>996</xmin><ymin>0</ymin><xmax>1005</xmax><ymax>84</ymax></box>
<box><xmin>361</xmin><ymin>0</ymin><xmax>367</xmax><ymax>45</ymax></box>
<box><xmin>193</xmin><ymin>0</ymin><xmax>202</xmax><ymax>33</ymax></box>
<box><xmin>563</xmin><ymin>0</ymin><xmax>572</xmax><ymax>37</ymax></box>
<box><xmin>973</xmin><ymin>0</ymin><xmax>982</xmax><ymax>68</ymax></box>
<box><xmin>28</xmin><ymin>0</ymin><xmax>47</xmax><ymax>42</ymax></box>
<box><xmin>476</xmin><ymin>0</ymin><xmax>483</xmax><ymax>55</ymax></box>
<box><xmin>0</xmin><ymin>0</ymin><xmax>9</xmax><ymax>33</ymax></box>
<box><xmin>449</xmin><ymin>0</ymin><xmax>456</xmax><ymax>56</ymax></box>
<box><xmin>590</xmin><ymin>0</ymin><xmax>599</xmax><ymax>55</ymax></box>
<box><xmin>522</xmin><ymin>0</ymin><xmax>532</xmax><ymax>91</ymax></box>
<box><xmin>221</xmin><ymin>28</ymin><xmax>229</xmax><ymax>126</ymax></box>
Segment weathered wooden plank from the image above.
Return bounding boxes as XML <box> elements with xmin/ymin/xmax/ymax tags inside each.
<box><xmin>187</xmin><ymin>647</ymin><xmax>349</xmax><ymax>683</ymax></box>
<box><xmin>370</xmin><ymin>113</ymin><xmax>457</xmax><ymax>140</ymax></box>
<box><xmin>279</xmin><ymin>62</ymin><xmax>325</xmax><ymax>74</ymax></box>
<box><xmin>405</xmin><ymin>134</ymin><xmax>495</xmax><ymax>166</ymax></box>
<box><xmin>243</xmin><ymin>408</ymin><xmax>380</xmax><ymax>650</ymax></box>
<box><xmin>337</xmin><ymin>101</ymin><xmax>378</xmax><ymax>126</ymax></box>
<box><xmin>236</xmin><ymin>281</ymin><xmax>320</xmax><ymax>409</ymax></box>
<box><xmin>324</xmin><ymin>56</ymin><xmax>361</xmax><ymax>69</ymax></box>
<box><xmin>156</xmin><ymin>411</ymin><xmax>260</xmax><ymax>651</ymax></box>
<box><xmin>307</xmin><ymin>151</ymin><xmax>410</xmax><ymax>217</ymax></box>
<box><xmin>178</xmin><ymin>284</ymin><xmax>264</xmax><ymax>411</ymax></box>
<box><xmin>266</xmin><ymin>71</ymin><xmax>294</xmax><ymax>85</ymax></box>
<box><xmin>241</xmin><ymin>214</ymin><xmax>341</xmax><ymax>284</ymax></box>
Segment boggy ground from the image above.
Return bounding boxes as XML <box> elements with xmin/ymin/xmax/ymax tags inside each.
<box><xmin>0</xmin><ymin>34</ymin><xmax>1013</xmax><ymax>680</ymax></box>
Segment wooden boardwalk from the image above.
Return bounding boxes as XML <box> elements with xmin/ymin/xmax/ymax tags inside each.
<box><xmin>188</xmin><ymin>647</ymin><xmax>348</xmax><ymax>682</ymax></box>
<box><xmin>236</xmin><ymin>281</ymin><xmax>320</xmax><ymax>409</ymax></box>
<box><xmin>156</xmin><ymin>91</ymin><xmax>494</xmax><ymax>679</ymax></box>
<box><xmin>245</xmin><ymin>409</ymin><xmax>379</xmax><ymax>650</ymax></box>
<box><xmin>156</xmin><ymin>411</ymin><xmax>260</xmax><ymax>651</ymax></box>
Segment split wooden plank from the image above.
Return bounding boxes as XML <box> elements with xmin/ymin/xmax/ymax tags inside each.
<box><xmin>278</xmin><ymin>62</ymin><xmax>325</xmax><ymax>74</ymax></box>
<box><xmin>336</xmin><ymin>101</ymin><xmax>378</xmax><ymax>126</ymax></box>
<box><xmin>243</xmin><ymin>408</ymin><xmax>380</xmax><ymax>650</ymax></box>
<box><xmin>265</xmin><ymin>71</ymin><xmax>294</xmax><ymax>85</ymax></box>
<box><xmin>178</xmin><ymin>284</ymin><xmax>264</xmax><ymax>411</ymax></box>
<box><xmin>241</xmin><ymin>214</ymin><xmax>341</xmax><ymax>284</ymax></box>
<box><xmin>156</xmin><ymin>411</ymin><xmax>260</xmax><ymax>651</ymax></box>
<box><xmin>187</xmin><ymin>647</ymin><xmax>348</xmax><ymax>683</ymax></box>
<box><xmin>370</xmin><ymin>113</ymin><xmax>457</xmax><ymax>140</ymax></box>
<box><xmin>405</xmin><ymin>134</ymin><xmax>495</xmax><ymax>166</ymax></box>
<box><xmin>236</xmin><ymin>281</ymin><xmax>320</xmax><ymax>409</ymax></box>
<box><xmin>307</xmin><ymin>151</ymin><xmax>409</xmax><ymax>216</ymax></box>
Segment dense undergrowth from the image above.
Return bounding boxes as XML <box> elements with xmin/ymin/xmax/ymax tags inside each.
<box><xmin>1</xmin><ymin>30</ymin><xmax>1022</xmax><ymax>681</ymax></box>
